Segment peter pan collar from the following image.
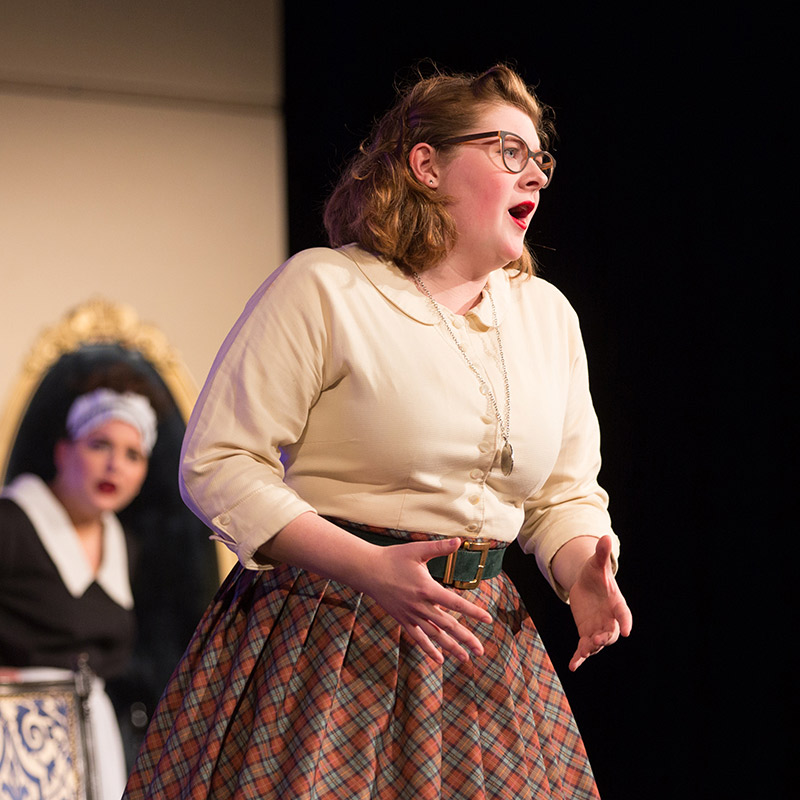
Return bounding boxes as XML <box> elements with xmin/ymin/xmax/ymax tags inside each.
<box><xmin>339</xmin><ymin>244</ymin><xmax>512</xmax><ymax>330</ymax></box>
<box><xmin>1</xmin><ymin>473</ymin><xmax>134</xmax><ymax>609</ymax></box>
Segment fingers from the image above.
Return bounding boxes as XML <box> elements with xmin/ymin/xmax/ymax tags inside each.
<box><xmin>414</xmin><ymin>538</ymin><xmax>493</xmax><ymax>625</ymax></box>
<box><xmin>569</xmin><ymin>650</ymin><xmax>587</xmax><ymax>672</ymax></box>
<box><xmin>397</xmin><ymin>590</ymin><xmax>489</xmax><ymax>663</ymax></box>
<box><xmin>594</xmin><ymin>534</ymin><xmax>613</xmax><ymax>558</ymax></box>
<box><xmin>569</xmin><ymin>620</ymin><xmax>626</xmax><ymax>671</ymax></box>
<box><xmin>401</xmin><ymin>612</ymin><xmax>481</xmax><ymax>665</ymax></box>
<box><xmin>419</xmin><ymin>536</ymin><xmax>462</xmax><ymax>560</ymax></box>
<box><xmin>433</xmin><ymin>586</ymin><xmax>493</xmax><ymax>625</ymax></box>
<box><xmin>417</xmin><ymin>619</ymin><xmax>476</xmax><ymax>664</ymax></box>
<box><xmin>617</xmin><ymin>599</ymin><xmax>634</xmax><ymax>637</ymax></box>
<box><xmin>404</xmin><ymin>590</ymin><xmax>491</xmax><ymax>663</ymax></box>
<box><xmin>567</xmin><ymin>537</ymin><xmax>633</xmax><ymax>671</ymax></box>
<box><xmin>376</xmin><ymin>537</ymin><xmax>496</xmax><ymax>663</ymax></box>
<box><xmin>569</xmin><ymin>635</ymin><xmax>606</xmax><ymax>672</ymax></box>
<box><xmin>434</xmin><ymin>600</ymin><xmax>491</xmax><ymax>655</ymax></box>
<box><xmin>404</xmin><ymin>623</ymin><xmax>446</xmax><ymax>665</ymax></box>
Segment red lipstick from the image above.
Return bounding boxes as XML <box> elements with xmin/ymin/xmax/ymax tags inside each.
<box><xmin>508</xmin><ymin>201</ymin><xmax>536</xmax><ymax>229</ymax></box>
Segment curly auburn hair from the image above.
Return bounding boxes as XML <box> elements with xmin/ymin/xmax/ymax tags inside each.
<box><xmin>323</xmin><ymin>63</ymin><xmax>556</xmax><ymax>276</ymax></box>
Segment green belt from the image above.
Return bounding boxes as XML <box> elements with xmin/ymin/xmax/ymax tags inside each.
<box><xmin>332</xmin><ymin>520</ymin><xmax>505</xmax><ymax>590</ymax></box>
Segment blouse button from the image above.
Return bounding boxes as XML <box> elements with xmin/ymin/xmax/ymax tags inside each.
<box><xmin>465</xmin><ymin>523</ymin><xmax>478</xmax><ymax>532</ymax></box>
<box><xmin>468</xmin><ymin>494</ymin><xmax>480</xmax><ymax>505</ymax></box>
<box><xmin>469</xmin><ymin>469</ymin><xmax>483</xmax><ymax>481</ymax></box>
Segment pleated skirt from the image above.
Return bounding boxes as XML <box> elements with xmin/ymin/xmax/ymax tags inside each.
<box><xmin>123</xmin><ymin>538</ymin><xmax>600</xmax><ymax>800</ymax></box>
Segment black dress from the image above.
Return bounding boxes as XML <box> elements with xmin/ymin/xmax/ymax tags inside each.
<box><xmin>0</xmin><ymin>473</ymin><xmax>136</xmax><ymax>800</ymax></box>
<box><xmin>0</xmin><ymin>489</ymin><xmax>135</xmax><ymax>677</ymax></box>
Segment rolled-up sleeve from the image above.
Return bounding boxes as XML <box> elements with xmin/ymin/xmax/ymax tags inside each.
<box><xmin>517</xmin><ymin>312</ymin><xmax>619</xmax><ymax>601</ymax></box>
<box><xmin>179</xmin><ymin>255</ymin><xmax>328</xmax><ymax>569</ymax></box>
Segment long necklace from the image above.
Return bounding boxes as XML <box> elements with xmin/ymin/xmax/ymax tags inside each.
<box><xmin>413</xmin><ymin>274</ymin><xmax>514</xmax><ymax>476</ymax></box>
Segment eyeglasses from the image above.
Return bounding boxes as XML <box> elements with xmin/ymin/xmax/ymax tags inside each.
<box><xmin>438</xmin><ymin>130</ymin><xmax>556</xmax><ymax>187</ymax></box>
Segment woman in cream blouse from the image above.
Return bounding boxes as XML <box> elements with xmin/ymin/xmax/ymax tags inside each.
<box><xmin>125</xmin><ymin>64</ymin><xmax>632</xmax><ymax>800</ymax></box>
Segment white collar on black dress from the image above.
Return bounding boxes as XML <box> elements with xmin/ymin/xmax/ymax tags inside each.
<box><xmin>1</xmin><ymin>473</ymin><xmax>134</xmax><ymax>609</ymax></box>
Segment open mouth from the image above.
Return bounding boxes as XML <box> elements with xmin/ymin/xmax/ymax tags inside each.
<box><xmin>508</xmin><ymin>201</ymin><xmax>535</xmax><ymax>228</ymax></box>
<box><xmin>97</xmin><ymin>481</ymin><xmax>117</xmax><ymax>494</ymax></box>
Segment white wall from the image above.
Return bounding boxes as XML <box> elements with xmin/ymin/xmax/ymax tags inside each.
<box><xmin>0</xmin><ymin>0</ymin><xmax>285</xmax><ymax>405</ymax></box>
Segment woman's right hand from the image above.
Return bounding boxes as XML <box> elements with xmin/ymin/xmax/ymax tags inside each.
<box><xmin>356</xmin><ymin>537</ymin><xmax>494</xmax><ymax>665</ymax></box>
<box><xmin>259</xmin><ymin>514</ymin><xmax>493</xmax><ymax>665</ymax></box>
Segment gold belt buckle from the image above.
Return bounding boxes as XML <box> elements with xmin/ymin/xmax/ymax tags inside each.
<box><xmin>442</xmin><ymin>538</ymin><xmax>491</xmax><ymax>589</ymax></box>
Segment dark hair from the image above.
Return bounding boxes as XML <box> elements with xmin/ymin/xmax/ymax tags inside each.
<box><xmin>323</xmin><ymin>63</ymin><xmax>556</xmax><ymax>276</ymax></box>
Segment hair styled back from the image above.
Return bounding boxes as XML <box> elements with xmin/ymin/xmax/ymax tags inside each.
<box><xmin>323</xmin><ymin>63</ymin><xmax>555</xmax><ymax>276</ymax></box>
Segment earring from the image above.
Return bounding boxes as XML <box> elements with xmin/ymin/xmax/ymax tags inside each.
<box><xmin>429</xmin><ymin>179</ymin><xmax>435</xmax><ymax>185</ymax></box>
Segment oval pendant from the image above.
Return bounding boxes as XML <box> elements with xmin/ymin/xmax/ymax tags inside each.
<box><xmin>501</xmin><ymin>442</ymin><xmax>514</xmax><ymax>476</ymax></box>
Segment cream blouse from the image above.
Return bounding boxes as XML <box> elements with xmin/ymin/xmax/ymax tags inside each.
<box><xmin>180</xmin><ymin>245</ymin><xmax>619</xmax><ymax>599</ymax></box>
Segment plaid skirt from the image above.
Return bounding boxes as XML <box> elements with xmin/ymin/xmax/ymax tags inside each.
<box><xmin>123</xmin><ymin>526</ymin><xmax>600</xmax><ymax>800</ymax></box>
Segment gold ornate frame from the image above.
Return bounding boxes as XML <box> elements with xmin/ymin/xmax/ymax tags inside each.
<box><xmin>0</xmin><ymin>298</ymin><xmax>195</xmax><ymax>476</ymax></box>
<box><xmin>0</xmin><ymin>297</ymin><xmax>235</xmax><ymax>580</ymax></box>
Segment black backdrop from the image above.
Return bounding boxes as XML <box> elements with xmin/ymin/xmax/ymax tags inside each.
<box><xmin>283</xmin><ymin>6</ymin><xmax>789</xmax><ymax>798</ymax></box>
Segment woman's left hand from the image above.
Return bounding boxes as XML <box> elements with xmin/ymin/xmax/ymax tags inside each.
<box><xmin>566</xmin><ymin>535</ymin><xmax>632</xmax><ymax>671</ymax></box>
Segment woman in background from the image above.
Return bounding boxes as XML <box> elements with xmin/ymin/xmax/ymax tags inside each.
<box><xmin>0</xmin><ymin>368</ymin><xmax>160</xmax><ymax>800</ymax></box>
<box><xmin>125</xmin><ymin>63</ymin><xmax>632</xmax><ymax>799</ymax></box>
